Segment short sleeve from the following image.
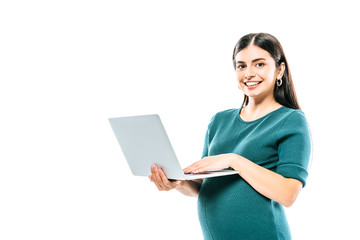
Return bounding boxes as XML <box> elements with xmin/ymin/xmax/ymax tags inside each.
<box><xmin>276</xmin><ymin>111</ymin><xmax>312</xmax><ymax>187</ymax></box>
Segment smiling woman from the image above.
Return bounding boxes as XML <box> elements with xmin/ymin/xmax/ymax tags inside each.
<box><xmin>233</xmin><ymin>33</ymin><xmax>300</xmax><ymax>110</ymax></box>
<box><xmin>149</xmin><ymin>33</ymin><xmax>312</xmax><ymax>240</ymax></box>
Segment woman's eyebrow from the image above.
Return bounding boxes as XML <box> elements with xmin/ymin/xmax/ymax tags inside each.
<box><xmin>236</xmin><ymin>58</ymin><xmax>266</xmax><ymax>64</ymax></box>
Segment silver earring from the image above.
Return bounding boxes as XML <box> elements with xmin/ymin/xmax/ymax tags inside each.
<box><xmin>276</xmin><ymin>78</ymin><xmax>282</xmax><ymax>87</ymax></box>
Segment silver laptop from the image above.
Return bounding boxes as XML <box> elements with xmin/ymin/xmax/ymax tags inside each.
<box><xmin>109</xmin><ymin>114</ymin><xmax>238</xmax><ymax>180</ymax></box>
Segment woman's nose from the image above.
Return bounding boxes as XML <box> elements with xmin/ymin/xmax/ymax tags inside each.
<box><xmin>244</xmin><ymin>67</ymin><xmax>255</xmax><ymax>80</ymax></box>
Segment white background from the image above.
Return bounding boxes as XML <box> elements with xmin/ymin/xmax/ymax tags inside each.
<box><xmin>1</xmin><ymin>0</ymin><xmax>359</xmax><ymax>239</ymax></box>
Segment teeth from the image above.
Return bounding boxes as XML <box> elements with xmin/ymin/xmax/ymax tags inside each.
<box><xmin>245</xmin><ymin>82</ymin><xmax>261</xmax><ymax>86</ymax></box>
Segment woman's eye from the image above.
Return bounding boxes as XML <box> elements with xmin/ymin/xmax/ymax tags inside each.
<box><xmin>256</xmin><ymin>63</ymin><xmax>265</xmax><ymax>67</ymax></box>
<box><xmin>237</xmin><ymin>64</ymin><xmax>246</xmax><ymax>69</ymax></box>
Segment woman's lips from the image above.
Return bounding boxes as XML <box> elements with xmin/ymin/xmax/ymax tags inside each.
<box><xmin>244</xmin><ymin>81</ymin><xmax>262</xmax><ymax>89</ymax></box>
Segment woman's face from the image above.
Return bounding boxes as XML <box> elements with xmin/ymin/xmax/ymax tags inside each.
<box><xmin>235</xmin><ymin>44</ymin><xmax>284</xmax><ymax>103</ymax></box>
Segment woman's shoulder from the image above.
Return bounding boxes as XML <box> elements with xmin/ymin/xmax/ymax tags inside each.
<box><xmin>213</xmin><ymin>108</ymin><xmax>240</xmax><ymax>119</ymax></box>
<box><xmin>277</xmin><ymin>107</ymin><xmax>310</xmax><ymax>135</ymax></box>
<box><xmin>279</xmin><ymin>107</ymin><xmax>308</xmax><ymax>123</ymax></box>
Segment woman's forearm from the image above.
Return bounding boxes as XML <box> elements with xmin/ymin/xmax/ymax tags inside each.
<box><xmin>175</xmin><ymin>179</ymin><xmax>203</xmax><ymax>197</ymax></box>
<box><xmin>230</xmin><ymin>154</ymin><xmax>302</xmax><ymax>207</ymax></box>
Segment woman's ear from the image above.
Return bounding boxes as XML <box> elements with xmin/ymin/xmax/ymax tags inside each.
<box><xmin>278</xmin><ymin>62</ymin><xmax>286</xmax><ymax>79</ymax></box>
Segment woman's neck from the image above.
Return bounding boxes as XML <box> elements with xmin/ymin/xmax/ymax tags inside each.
<box><xmin>241</xmin><ymin>97</ymin><xmax>282</xmax><ymax>121</ymax></box>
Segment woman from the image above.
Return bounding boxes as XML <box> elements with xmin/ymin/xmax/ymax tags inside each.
<box><xmin>149</xmin><ymin>33</ymin><xmax>311</xmax><ymax>240</ymax></box>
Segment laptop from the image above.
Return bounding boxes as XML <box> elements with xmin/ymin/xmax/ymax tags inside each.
<box><xmin>108</xmin><ymin>114</ymin><xmax>238</xmax><ymax>180</ymax></box>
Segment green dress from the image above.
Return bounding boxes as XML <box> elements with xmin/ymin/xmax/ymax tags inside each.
<box><xmin>198</xmin><ymin>106</ymin><xmax>311</xmax><ymax>240</ymax></box>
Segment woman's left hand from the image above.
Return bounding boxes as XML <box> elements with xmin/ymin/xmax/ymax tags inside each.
<box><xmin>183</xmin><ymin>153</ymin><xmax>238</xmax><ymax>173</ymax></box>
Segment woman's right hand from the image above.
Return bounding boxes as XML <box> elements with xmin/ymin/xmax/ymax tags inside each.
<box><xmin>148</xmin><ymin>164</ymin><xmax>182</xmax><ymax>191</ymax></box>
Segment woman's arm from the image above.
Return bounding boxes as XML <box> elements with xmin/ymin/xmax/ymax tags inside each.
<box><xmin>149</xmin><ymin>164</ymin><xmax>203</xmax><ymax>197</ymax></box>
<box><xmin>184</xmin><ymin>154</ymin><xmax>303</xmax><ymax>207</ymax></box>
<box><xmin>230</xmin><ymin>154</ymin><xmax>302</xmax><ymax>207</ymax></box>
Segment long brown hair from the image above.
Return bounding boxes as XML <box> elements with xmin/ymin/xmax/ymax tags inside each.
<box><xmin>232</xmin><ymin>33</ymin><xmax>300</xmax><ymax>110</ymax></box>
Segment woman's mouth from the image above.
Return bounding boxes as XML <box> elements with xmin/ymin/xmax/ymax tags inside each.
<box><xmin>244</xmin><ymin>81</ymin><xmax>262</xmax><ymax>88</ymax></box>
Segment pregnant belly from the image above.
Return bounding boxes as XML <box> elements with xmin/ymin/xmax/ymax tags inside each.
<box><xmin>197</xmin><ymin>175</ymin><xmax>284</xmax><ymax>239</ymax></box>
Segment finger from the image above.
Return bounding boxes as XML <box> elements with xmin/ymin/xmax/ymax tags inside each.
<box><xmin>151</xmin><ymin>165</ymin><xmax>167</xmax><ymax>190</ymax></box>
<box><xmin>193</xmin><ymin>162</ymin><xmax>207</xmax><ymax>173</ymax></box>
<box><xmin>193</xmin><ymin>167</ymin><xmax>206</xmax><ymax>173</ymax></box>
<box><xmin>184</xmin><ymin>161</ymin><xmax>201</xmax><ymax>173</ymax></box>
<box><xmin>150</xmin><ymin>165</ymin><xmax>163</xmax><ymax>190</ymax></box>
<box><xmin>158</xmin><ymin>169</ymin><xmax>181</xmax><ymax>189</ymax></box>
<box><xmin>185</xmin><ymin>161</ymin><xmax>205</xmax><ymax>173</ymax></box>
<box><xmin>158</xmin><ymin>169</ymin><xmax>169</xmax><ymax>184</ymax></box>
<box><xmin>158</xmin><ymin>169</ymin><xmax>172</xmax><ymax>189</ymax></box>
<box><xmin>191</xmin><ymin>165</ymin><xmax>210</xmax><ymax>173</ymax></box>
